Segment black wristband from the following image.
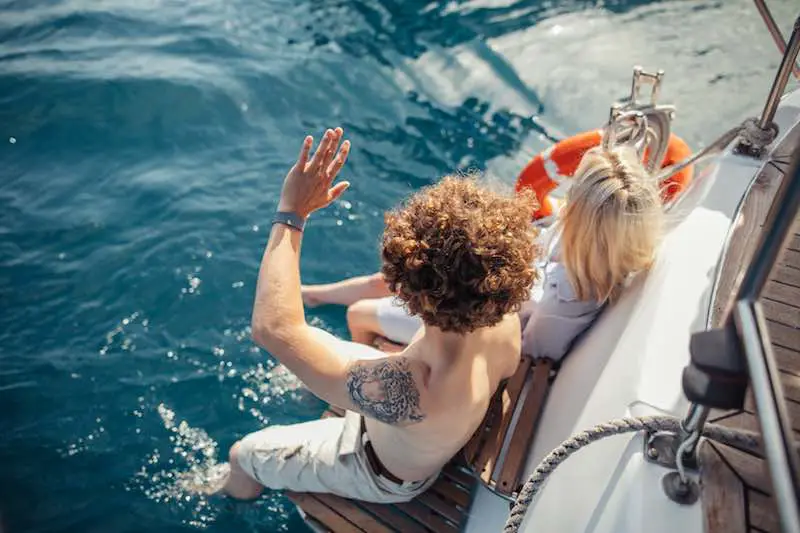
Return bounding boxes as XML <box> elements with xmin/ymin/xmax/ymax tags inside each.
<box><xmin>272</xmin><ymin>211</ymin><xmax>306</xmax><ymax>232</ymax></box>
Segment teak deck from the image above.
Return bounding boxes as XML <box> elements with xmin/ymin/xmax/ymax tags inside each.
<box><xmin>463</xmin><ymin>358</ymin><xmax>555</xmax><ymax>499</ymax></box>
<box><xmin>704</xmin><ymin>142</ymin><xmax>800</xmax><ymax>533</ymax></box>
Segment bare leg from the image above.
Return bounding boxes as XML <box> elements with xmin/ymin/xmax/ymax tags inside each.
<box><xmin>219</xmin><ymin>441</ymin><xmax>263</xmax><ymax>500</ymax></box>
<box><xmin>301</xmin><ymin>272</ymin><xmax>391</xmax><ymax>307</ymax></box>
<box><xmin>346</xmin><ymin>298</ymin><xmax>388</xmax><ymax>346</ymax></box>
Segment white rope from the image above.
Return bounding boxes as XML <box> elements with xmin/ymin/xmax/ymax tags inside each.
<box><xmin>502</xmin><ymin>415</ymin><xmax>760</xmax><ymax>533</ymax></box>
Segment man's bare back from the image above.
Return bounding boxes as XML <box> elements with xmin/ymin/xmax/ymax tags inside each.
<box><xmin>364</xmin><ymin>314</ymin><xmax>520</xmax><ymax>481</ymax></box>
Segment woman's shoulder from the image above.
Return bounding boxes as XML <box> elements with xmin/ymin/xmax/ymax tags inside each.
<box><xmin>541</xmin><ymin>262</ymin><xmax>604</xmax><ymax>312</ymax></box>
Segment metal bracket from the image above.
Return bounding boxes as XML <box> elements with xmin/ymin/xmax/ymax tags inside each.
<box><xmin>662</xmin><ymin>472</ymin><xmax>700</xmax><ymax>505</ymax></box>
<box><xmin>602</xmin><ymin>66</ymin><xmax>676</xmax><ymax>173</ymax></box>
<box><xmin>644</xmin><ymin>432</ymin><xmax>698</xmax><ymax>471</ymax></box>
<box><xmin>645</xmin><ymin>432</ymin><xmax>701</xmax><ymax>506</ymax></box>
<box><xmin>629</xmin><ymin>66</ymin><xmax>665</xmax><ymax>107</ymax></box>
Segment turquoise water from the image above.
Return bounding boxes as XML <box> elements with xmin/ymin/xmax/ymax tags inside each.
<box><xmin>0</xmin><ymin>0</ymin><xmax>796</xmax><ymax>531</ymax></box>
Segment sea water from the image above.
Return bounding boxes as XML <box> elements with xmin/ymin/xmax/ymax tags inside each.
<box><xmin>0</xmin><ymin>0</ymin><xmax>796</xmax><ymax>531</ymax></box>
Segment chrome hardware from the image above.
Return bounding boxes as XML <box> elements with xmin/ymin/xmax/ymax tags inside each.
<box><xmin>737</xmin><ymin>14</ymin><xmax>800</xmax><ymax>157</ymax></box>
<box><xmin>753</xmin><ymin>0</ymin><xmax>800</xmax><ymax>80</ymax></box>
<box><xmin>629</xmin><ymin>66</ymin><xmax>665</xmax><ymax>107</ymax></box>
<box><xmin>602</xmin><ymin>66</ymin><xmax>676</xmax><ymax>174</ymax></box>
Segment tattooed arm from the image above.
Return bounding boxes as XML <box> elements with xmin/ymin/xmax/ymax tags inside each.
<box><xmin>346</xmin><ymin>358</ymin><xmax>426</xmax><ymax>425</ymax></box>
<box><xmin>261</xmin><ymin>320</ymin><xmax>428</xmax><ymax>426</ymax></box>
<box><xmin>251</xmin><ymin>130</ymin><xmax>427</xmax><ymax>426</ymax></box>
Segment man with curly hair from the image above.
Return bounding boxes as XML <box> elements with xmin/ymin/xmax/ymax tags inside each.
<box><xmin>219</xmin><ymin>127</ymin><xmax>538</xmax><ymax>503</ymax></box>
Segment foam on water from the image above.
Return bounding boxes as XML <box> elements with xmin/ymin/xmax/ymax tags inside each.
<box><xmin>129</xmin><ymin>401</ymin><xmax>297</xmax><ymax>531</ymax></box>
<box><xmin>131</xmin><ymin>403</ymin><xmax>222</xmax><ymax>528</ymax></box>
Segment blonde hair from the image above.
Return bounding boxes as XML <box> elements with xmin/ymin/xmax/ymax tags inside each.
<box><xmin>558</xmin><ymin>146</ymin><xmax>663</xmax><ymax>303</ymax></box>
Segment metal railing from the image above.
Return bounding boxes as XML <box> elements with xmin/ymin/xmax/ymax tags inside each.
<box><xmin>731</xmin><ymin>142</ymin><xmax>800</xmax><ymax>533</ymax></box>
<box><xmin>676</xmin><ymin>3</ymin><xmax>800</xmax><ymax>530</ymax></box>
<box><xmin>754</xmin><ymin>0</ymin><xmax>800</xmax><ymax>80</ymax></box>
<box><xmin>758</xmin><ymin>14</ymin><xmax>800</xmax><ymax>131</ymax></box>
<box><xmin>680</xmin><ymin>125</ymin><xmax>800</xmax><ymax>533</ymax></box>
<box><xmin>736</xmin><ymin>10</ymin><xmax>800</xmax><ymax>156</ymax></box>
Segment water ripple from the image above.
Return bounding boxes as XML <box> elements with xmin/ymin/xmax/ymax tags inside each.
<box><xmin>1</xmin><ymin>0</ymin><xmax>794</xmax><ymax>531</ymax></box>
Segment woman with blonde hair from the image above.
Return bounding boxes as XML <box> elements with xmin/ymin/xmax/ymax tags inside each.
<box><xmin>303</xmin><ymin>145</ymin><xmax>664</xmax><ymax>362</ymax></box>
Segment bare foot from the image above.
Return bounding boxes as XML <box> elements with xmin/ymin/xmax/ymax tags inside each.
<box><xmin>176</xmin><ymin>462</ymin><xmax>231</xmax><ymax>496</ymax></box>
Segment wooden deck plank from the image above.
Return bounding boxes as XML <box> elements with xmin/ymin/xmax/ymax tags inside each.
<box><xmin>699</xmin><ymin>442</ymin><xmax>747</xmax><ymax>533</ymax></box>
<box><xmin>781</xmin><ymin>249</ymin><xmax>800</xmax><ymax>269</ymax></box>
<box><xmin>778</xmin><ymin>370</ymin><xmax>800</xmax><ymax>404</ymax></box>
<box><xmin>761</xmin><ymin>297</ymin><xmax>800</xmax><ymax>329</ymax></box>
<box><xmin>461</xmin><ymin>413</ymin><xmax>489</xmax><ymax>465</ymax></box>
<box><xmin>475</xmin><ymin>357</ymin><xmax>531</xmax><ymax>483</ymax></box>
<box><xmin>709</xmin><ymin>408</ymin><xmax>742</xmax><ymax>422</ymax></box>
<box><xmin>355</xmin><ymin>501</ymin><xmax>429</xmax><ymax>533</ymax></box>
<box><xmin>416</xmin><ymin>491</ymin><xmax>463</xmax><ymax>527</ymax></box>
<box><xmin>287</xmin><ymin>493</ymin><xmax>364</xmax><ymax>533</ymax></box>
<box><xmin>771</xmin><ymin>263</ymin><xmax>800</xmax><ymax>289</ymax></box>
<box><xmin>790</xmin><ymin>233</ymin><xmax>800</xmax><ymax>252</ymax></box>
<box><xmin>441</xmin><ymin>463</ymin><xmax>475</xmax><ymax>490</ymax></box>
<box><xmin>711</xmin><ymin>442</ymin><xmax>772</xmax><ymax>495</ymax></box>
<box><xmin>480</xmin><ymin>358</ymin><xmax>532</xmax><ymax>483</ymax></box>
<box><xmin>766</xmin><ymin>319</ymin><xmax>800</xmax><ymax>353</ymax></box>
<box><xmin>717</xmin><ymin>408</ymin><xmax>800</xmax><ymax>441</ymax></box>
<box><xmin>463</xmin><ymin>380</ymin><xmax>512</xmax><ymax>465</ymax></box>
<box><xmin>393</xmin><ymin>499</ymin><xmax>458</xmax><ymax>532</ymax></box>
<box><xmin>773</xmin><ymin>343</ymin><xmax>800</xmax><ymax>377</ymax></box>
<box><xmin>745</xmin><ymin>389</ymin><xmax>800</xmax><ymax>434</ymax></box>
<box><xmin>715</xmin><ymin>410</ymin><xmax>762</xmax><ymax>435</ymax></box>
<box><xmin>314</xmin><ymin>494</ymin><xmax>396</xmax><ymax>533</ymax></box>
<box><xmin>762</xmin><ymin>280</ymin><xmax>800</xmax><ymax>311</ymax></box>
<box><xmin>749</xmin><ymin>490</ymin><xmax>780</xmax><ymax>533</ymax></box>
<box><xmin>495</xmin><ymin>359</ymin><xmax>553</xmax><ymax>494</ymax></box>
<box><xmin>472</xmin><ymin>396</ymin><xmax>505</xmax><ymax>483</ymax></box>
<box><xmin>428</xmin><ymin>478</ymin><xmax>471</xmax><ymax>509</ymax></box>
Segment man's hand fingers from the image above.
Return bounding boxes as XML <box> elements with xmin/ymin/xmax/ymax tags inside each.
<box><xmin>327</xmin><ymin>140</ymin><xmax>350</xmax><ymax>179</ymax></box>
<box><xmin>327</xmin><ymin>181</ymin><xmax>350</xmax><ymax>202</ymax></box>
<box><xmin>296</xmin><ymin>136</ymin><xmax>313</xmax><ymax>169</ymax></box>
<box><xmin>310</xmin><ymin>129</ymin><xmax>334</xmax><ymax>171</ymax></box>
<box><xmin>320</xmin><ymin>128</ymin><xmax>343</xmax><ymax>178</ymax></box>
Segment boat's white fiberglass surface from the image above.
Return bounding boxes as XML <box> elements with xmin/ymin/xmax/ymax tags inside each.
<box><xmin>465</xmin><ymin>88</ymin><xmax>800</xmax><ymax>533</ymax></box>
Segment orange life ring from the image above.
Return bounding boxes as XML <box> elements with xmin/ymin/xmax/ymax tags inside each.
<box><xmin>515</xmin><ymin>131</ymin><xmax>693</xmax><ymax>219</ymax></box>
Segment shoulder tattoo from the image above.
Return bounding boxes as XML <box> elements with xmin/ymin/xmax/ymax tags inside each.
<box><xmin>346</xmin><ymin>358</ymin><xmax>425</xmax><ymax>425</ymax></box>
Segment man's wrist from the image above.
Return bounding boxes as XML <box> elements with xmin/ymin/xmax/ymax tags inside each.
<box><xmin>273</xmin><ymin>210</ymin><xmax>307</xmax><ymax>232</ymax></box>
<box><xmin>277</xmin><ymin>200</ymin><xmax>310</xmax><ymax>220</ymax></box>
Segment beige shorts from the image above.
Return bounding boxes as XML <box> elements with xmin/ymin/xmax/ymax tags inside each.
<box><xmin>236</xmin><ymin>410</ymin><xmax>438</xmax><ymax>503</ymax></box>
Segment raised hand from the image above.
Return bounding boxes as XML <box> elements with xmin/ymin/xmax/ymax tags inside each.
<box><xmin>277</xmin><ymin>127</ymin><xmax>351</xmax><ymax>218</ymax></box>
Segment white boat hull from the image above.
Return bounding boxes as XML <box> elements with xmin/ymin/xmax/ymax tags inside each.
<box><xmin>465</xmin><ymin>87</ymin><xmax>800</xmax><ymax>533</ymax></box>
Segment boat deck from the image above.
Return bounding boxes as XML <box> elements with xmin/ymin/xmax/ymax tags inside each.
<box><xmin>704</xmin><ymin>145</ymin><xmax>800</xmax><ymax>533</ymax></box>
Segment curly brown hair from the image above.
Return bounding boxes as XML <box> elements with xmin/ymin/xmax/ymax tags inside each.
<box><xmin>381</xmin><ymin>176</ymin><xmax>539</xmax><ymax>334</ymax></box>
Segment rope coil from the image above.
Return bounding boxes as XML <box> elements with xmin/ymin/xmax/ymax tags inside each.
<box><xmin>741</xmin><ymin>117</ymin><xmax>779</xmax><ymax>150</ymax></box>
<box><xmin>502</xmin><ymin>415</ymin><xmax>760</xmax><ymax>533</ymax></box>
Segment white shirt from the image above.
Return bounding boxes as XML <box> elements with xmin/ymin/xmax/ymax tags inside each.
<box><xmin>518</xmin><ymin>228</ymin><xmax>605</xmax><ymax>362</ymax></box>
